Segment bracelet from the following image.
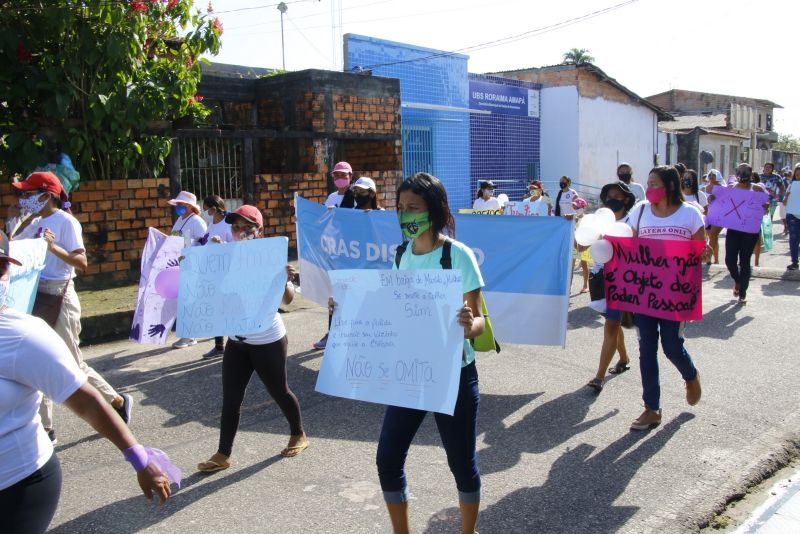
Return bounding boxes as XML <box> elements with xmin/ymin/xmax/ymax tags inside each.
<box><xmin>123</xmin><ymin>444</ymin><xmax>149</xmax><ymax>472</ymax></box>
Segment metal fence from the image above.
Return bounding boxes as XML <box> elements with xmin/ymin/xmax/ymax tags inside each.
<box><xmin>177</xmin><ymin>137</ymin><xmax>243</xmax><ymax>207</ymax></box>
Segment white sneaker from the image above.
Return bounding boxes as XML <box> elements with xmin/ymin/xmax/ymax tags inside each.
<box><xmin>173</xmin><ymin>337</ymin><xmax>197</xmax><ymax>349</ymax></box>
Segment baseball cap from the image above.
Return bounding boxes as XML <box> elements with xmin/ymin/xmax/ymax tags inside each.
<box><xmin>224</xmin><ymin>205</ymin><xmax>263</xmax><ymax>226</ymax></box>
<box><xmin>0</xmin><ymin>230</ymin><xmax>22</xmax><ymax>266</ymax></box>
<box><xmin>332</xmin><ymin>161</ymin><xmax>352</xmax><ymax>174</ymax></box>
<box><xmin>11</xmin><ymin>171</ymin><xmax>64</xmax><ymax>196</ymax></box>
<box><xmin>352</xmin><ymin>177</ymin><xmax>376</xmax><ymax>191</ymax></box>
<box><xmin>478</xmin><ymin>180</ymin><xmax>496</xmax><ymax>189</ymax></box>
<box><xmin>529</xmin><ymin>180</ymin><xmax>543</xmax><ymax>190</ymax></box>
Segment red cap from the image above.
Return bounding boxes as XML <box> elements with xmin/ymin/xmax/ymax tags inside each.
<box><xmin>225</xmin><ymin>205</ymin><xmax>263</xmax><ymax>226</ymax></box>
<box><xmin>12</xmin><ymin>172</ymin><xmax>64</xmax><ymax>196</ymax></box>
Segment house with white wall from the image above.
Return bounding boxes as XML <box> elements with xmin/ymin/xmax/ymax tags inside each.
<box><xmin>490</xmin><ymin>64</ymin><xmax>671</xmax><ymax>198</ymax></box>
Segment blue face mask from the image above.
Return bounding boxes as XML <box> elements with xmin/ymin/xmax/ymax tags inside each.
<box><xmin>175</xmin><ymin>205</ymin><xmax>188</xmax><ymax>217</ymax></box>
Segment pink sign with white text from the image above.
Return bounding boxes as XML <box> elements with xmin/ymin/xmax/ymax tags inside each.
<box><xmin>706</xmin><ymin>186</ymin><xmax>769</xmax><ymax>233</ymax></box>
<box><xmin>604</xmin><ymin>237</ymin><xmax>704</xmax><ymax>321</ymax></box>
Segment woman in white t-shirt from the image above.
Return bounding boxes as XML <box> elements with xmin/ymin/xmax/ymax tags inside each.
<box><xmin>520</xmin><ymin>181</ymin><xmax>551</xmax><ymax>216</ymax></box>
<box><xmin>0</xmin><ymin>235</ymin><xmax>174</xmax><ymax>533</ymax></box>
<box><xmin>200</xmin><ymin>195</ymin><xmax>234</xmax><ymax>359</ymax></box>
<box><xmin>324</xmin><ymin>161</ymin><xmax>354</xmax><ymax>208</ymax></box>
<box><xmin>554</xmin><ymin>176</ymin><xmax>578</xmax><ymax>218</ymax></box>
<box><xmin>472</xmin><ymin>180</ymin><xmax>501</xmax><ymax>211</ymax></box>
<box><xmin>168</xmin><ymin>191</ymin><xmax>208</xmax><ymax>349</ymax></box>
<box><xmin>681</xmin><ymin>169</ymin><xmax>708</xmax><ymax>215</ymax></box>
<box><xmin>703</xmin><ymin>169</ymin><xmax>725</xmax><ymax>265</ymax></box>
<box><xmin>625</xmin><ymin>165</ymin><xmax>711</xmax><ymax>432</ymax></box>
<box><xmin>11</xmin><ymin>172</ymin><xmax>131</xmax><ymax>442</ymax></box>
<box><xmin>197</xmin><ymin>205</ymin><xmax>307</xmax><ymax>474</ymax></box>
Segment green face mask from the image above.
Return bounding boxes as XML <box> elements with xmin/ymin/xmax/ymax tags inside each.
<box><xmin>398</xmin><ymin>211</ymin><xmax>432</xmax><ymax>239</ymax></box>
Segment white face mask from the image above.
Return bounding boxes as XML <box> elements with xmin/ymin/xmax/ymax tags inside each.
<box><xmin>201</xmin><ymin>209</ymin><xmax>214</xmax><ymax>225</ymax></box>
<box><xmin>19</xmin><ymin>194</ymin><xmax>49</xmax><ymax>215</ymax></box>
<box><xmin>0</xmin><ymin>279</ymin><xmax>9</xmax><ymax>309</ymax></box>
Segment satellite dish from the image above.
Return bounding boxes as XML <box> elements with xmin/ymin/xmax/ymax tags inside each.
<box><xmin>700</xmin><ymin>150</ymin><xmax>714</xmax><ymax>164</ymax></box>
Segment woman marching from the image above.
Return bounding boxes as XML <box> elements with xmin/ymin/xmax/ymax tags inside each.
<box><xmin>784</xmin><ymin>164</ymin><xmax>800</xmax><ymax>271</ymax></box>
<box><xmin>586</xmin><ymin>181</ymin><xmax>637</xmax><ymax>392</ymax></box>
<box><xmin>625</xmin><ymin>166</ymin><xmax>711</xmax><ymax>431</ymax></box>
<box><xmin>11</xmin><ymin>172</ymin><xmax>132</xmax><ymax>443</ymax></box>
<box><xmin>703</xmin><ymin>169</ymin><xmax>726</xmax><ymax>265</ymax></box>
<box><xmin>198</xmin><ymin>205</ymin><xmax>307</xmax><ymax>473</ymax></box>
<box><xmin>378</xmin><ymin>172</ymin><xmax>485</xmax><ymax>534</ymax></box>
<box><xmin>0</xmin><ymin>231</ymin><xmax>176</xmax><ymax>534</ymax></box>
<box><xmin>200</xmin><ymin>194</ymin><xmax>233</xmax><ymax>359</ymax></box>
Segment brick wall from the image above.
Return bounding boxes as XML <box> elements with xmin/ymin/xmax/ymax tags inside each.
<box><xmin>254</xmin><ymin>170</ymin><xmax>404</xmax><ymax>248</ymax></box>
<box><xmin>1</xmin><ymin>179</ymin><xmax>173</xmax><ymax>290</ymax></box>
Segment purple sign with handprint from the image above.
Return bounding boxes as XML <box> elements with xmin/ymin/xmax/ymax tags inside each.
<box><xmin>130</xmin><ymin>228</ymin><xmax>185</xmax><ymax>345</ymax></box>
<box><xmin>706</xmin><ymin>186</ymin><xmax>769</xmax><ymax>233</ymax></box>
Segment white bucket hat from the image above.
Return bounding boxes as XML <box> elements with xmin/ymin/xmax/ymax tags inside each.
<box><xmin>167</xmin><ymin>191</ymin><xmax>201</xmax><ymax>213</ymax></box>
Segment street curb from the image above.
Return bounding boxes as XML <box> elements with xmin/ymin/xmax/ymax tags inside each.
<box><xmin>707</xmin><ymin>264</ymin><xmax>800</xmax><ymax>282</ymax></box>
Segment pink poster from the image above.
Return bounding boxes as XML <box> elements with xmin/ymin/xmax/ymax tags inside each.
<box><xmin>604</xmin><ymin>236</ymin><xmax>704</xmax><ymax>321</ymax></box>
<box><xmin>130</xmin><ymin>228</ymin><xmax>185</xmax><ymax>344</ymax></box>
<box><xmin>706</xmin><ymin>186</ymin><xmax>769</xmax><ymax>233</ymax></box>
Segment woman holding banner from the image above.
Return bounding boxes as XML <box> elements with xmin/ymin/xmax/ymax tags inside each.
<box><xmin>722</xmin><ymin>164</ymin><xmax>767</xmax><ymax>305</ymax></box>
<box><xmin>0</xmin><ymin>231</ymin><xmax>176</xmax><ymax>534</ymax></box>
<box><xmin>197</xmin><ymin>205</ymin><xmax>307</xmax><ymax>473</ymax></box>
<box><xmin>586</xmin><ymin>181</ymin><xmax>636</xmax><ymax>392</ymax></box>
<box><xmin>11</xmin><ymin>172</ymin><xmax>132</xmax><ymax>443</ymax></box>
<box><xmin>625</xmin><ymin>166</ymin><xmax>710</xmax><ymax>431</ymax></box>
<box><xmin>378</xmin><ymin>172</ymin><xmax>485</xmax><ymax>534</ymax></box>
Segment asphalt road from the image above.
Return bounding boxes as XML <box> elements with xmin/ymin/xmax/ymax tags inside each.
<box><xmin>47</xmin><ymin>229</ymin><xmax>800</xmax><ymax>534</ymax></box>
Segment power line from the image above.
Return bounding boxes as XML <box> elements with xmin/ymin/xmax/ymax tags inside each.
<box><xmin>225</xmin><ymin>0</ymin><xmax>392</xmax><ymax>31</ymax></box>
<box><xmin>214</xmin><ymin>0</ymin><xmax>319</xmax><ymax>15</ymax></box>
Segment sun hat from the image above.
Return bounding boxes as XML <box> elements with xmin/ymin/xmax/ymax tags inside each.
<box><xmin>224</xmin><ymin>204</ymin><xmax>263</xmax><ymax>227</ymax></box>
<box><xmin>332</xmin><ymin>161</ymin><xmax>353</xmax><ymax>174</ymax></box>
<box><xmin>352</xmin><ymin>177</ymin><xmax>376</xmax><ymax>192</ymax></box>
<box><xmin>0</xmin><ymin>230</ymin><xmax>22</xmax><ymax>266</ymax></box>
<box><xmin>167</xmin><ymin>191</ymin><xmax>201</xmax><ymax>213</ymax></box>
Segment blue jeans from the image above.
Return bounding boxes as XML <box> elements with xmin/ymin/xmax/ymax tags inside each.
<box><xmin>376</xmin><ymin>361</ymin><xmax>480</xmax><ymax>504</ymax></box>
<box><xmin>634</xmin><ymin>314</ymin><xmax>698</xmax><ymax>411</ymax></box>
<box><xmin>788</xmin><ymin>214</ymin><xmax>800</xmax><ymax>265</ymax></box>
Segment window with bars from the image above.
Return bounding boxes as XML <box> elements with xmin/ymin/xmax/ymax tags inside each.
<box><xmin>178</xmin><ymin>137</ymin><xmax>243</xmax><ymax>205</ymax></box>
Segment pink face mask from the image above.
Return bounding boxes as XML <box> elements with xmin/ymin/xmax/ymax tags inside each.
<box><xmin>646</xmin><ymin>187</ymin><xmax>666</xmax><ymax>204</ymax></box>
<box><xmin>334</xmin><ymin>178</ymin><xmax>350</xmax><ymax>189</ymax></box>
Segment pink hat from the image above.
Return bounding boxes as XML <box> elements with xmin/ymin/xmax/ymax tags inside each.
<box><xmin>167</xmin><ymin>191</ymin><xmax>200</xmax><ymax>213</ymax></box>
<box><xmin>332</xmin><ymin>161</ymin><xmax>352</xmax><ymax>174</ymax></box>
<box><xmin>224</xmin><ymin>204</ymin><xmax>263</xmax><ymax>227</ymax></box>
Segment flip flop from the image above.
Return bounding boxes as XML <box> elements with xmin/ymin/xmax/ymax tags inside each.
<box><xmin>586</xmin><ymin>378</ymin><xmax>603</xmax><ymax>392</ymax></box>
<box><xmin>608</xmin><ymin>361</ymin><xmax>630</xmax><ymax>375</ymax></box>
<box><xmin>281</xmin><ymin>440</ymin><xmax>309</xmax><ymax>458</ymax></box>
<box><xmin>197</xmin><ymin>458</ymin><xmax>231</xmax><ymax>473</ymax></box>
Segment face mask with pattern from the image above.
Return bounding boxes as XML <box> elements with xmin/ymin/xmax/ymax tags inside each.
<box><xmin>398</xmin><ymin>211</ymin><xmax>432</xmax><ymax>239</ymax></box>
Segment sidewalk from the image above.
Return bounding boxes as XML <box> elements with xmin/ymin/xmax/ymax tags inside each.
<box><xmin>734</xmin><ymin>470</ymin><xmax>800</xmax><ymax>533</ymax></box>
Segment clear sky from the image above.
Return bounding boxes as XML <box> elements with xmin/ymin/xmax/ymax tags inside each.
<box><xmin>207</xmin><ymin>0</ymin><xmax>800</xmax><ymax>138</ymax></box>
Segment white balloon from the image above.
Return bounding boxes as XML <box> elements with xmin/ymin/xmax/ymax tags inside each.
<box><xmin>590</xmin><ymin>239</ymin><xmax>614</xmax><ymax>263</ymax></box>
<box><xmin>575</xmin><ymin>224</ymin><xmax>601</xmax><ymax>247</ymax></box>
<box><xmin>594</xmin><ymin>208</ymin><xmax>616</xmax><ymax>232</ymax></box>
<box><xmin>497</xmin><ymin>193</ymin><xmax>509</xmax><ymax>206</ymax></box>
<box><xmin>605</xmin><ymin>221</ymin><xmax>634</xmax><ymax>238</ymax></box>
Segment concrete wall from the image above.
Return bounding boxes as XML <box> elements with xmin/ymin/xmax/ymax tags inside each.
<box><xmin>540</xmin><ymin>86</ymin><xmax>579</xmax><ymax>193</ymax></box>
<box><xmin>577</xmin><ymin>96</ymin><xmax>657</xmax><ymax>191</ymax></box>
<box><xmin>697</xmin><ymin>134</ymin><xmax>744</xmax><ymax>177</ymax></box>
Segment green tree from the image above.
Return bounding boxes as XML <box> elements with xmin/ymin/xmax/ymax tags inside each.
<box><xmin>0</xmin><ymin>0</ymin><xmax>222</xmax><ymax>181</ymax></box>
<box><xmin>561</xmin><ymin>48</ymin><xmax>595</xmax><ymax>65</ymax></box>
<box><xmin>774</xmin><ymin>133</ymin><xmax>800</xmax><ymax>153</ymax></box>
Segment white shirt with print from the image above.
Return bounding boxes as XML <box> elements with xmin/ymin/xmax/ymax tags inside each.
<box><xmin>627</xmin><ymin>202</ymin><xmax>705</xmax><ymax>241</ymax></box>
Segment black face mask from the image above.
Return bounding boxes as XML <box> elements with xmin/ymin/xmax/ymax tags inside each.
<box><xmin>604</xmin><ymin>198</ymin><xmax>626</xmax><ymax>213</ymax></box>
<box><xmin>355</xmin><ymin>194</ymin><xmax>371</xmax><ymax>208</ymax></box>
<box><xmin>559</xmin><ymin>182</ymin><xmax>568</xmax><ymax>189</ymax></box>
<box><xmin>681</xmin><ymin>179</ymin><xmax>692</xmax><ymax>189</ymax></box>
<box><xmin>618</xmin><ymin>173</ymin><xmax>632</xmax><ymax>183</ymax></box>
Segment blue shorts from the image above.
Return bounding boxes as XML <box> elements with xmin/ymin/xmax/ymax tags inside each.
<box><xmin>602</xmin><ymin>308</ymin><xmax>622</xmax><ymax>322</ymax></box>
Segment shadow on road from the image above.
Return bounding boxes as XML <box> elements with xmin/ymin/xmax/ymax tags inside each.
<box><xmin>690</xmin><ymin>301</ymin><xmax>753</xmax><ymax>339</ymax></box>
<box><xmin>49</xmin><ymin>455</ymin><xmax>283</xmax><ymax>534</ymax></box>
<box><xmin>760</xmin><ymin>278</ymin><xmax>800</xmax><ymax>296</ymax></box>
<box><xmin>425</xmin><ymin>412</ymin><xmax>695</xmax><ymax>534</ymax></box>
<box><xmin>480</xmin><ymin>388</ymin><xmax>618</xmax><ymax>476</ymax></box>
<box><xmin>567</xmin><ymin>305</ymin><xmax>603</xmax><ymax>331</ymax></box>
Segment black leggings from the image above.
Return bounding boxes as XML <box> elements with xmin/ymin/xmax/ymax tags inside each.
<box><xmin>725</xmin><ymin>229</ymin><xmax>759</xmax><ymax>299</ymax></box>
<box><xmin>218</xmin><ymin>336</ymin><xmax>303</xmax><ymax>456</ymax></box>
<box><xmin>0</xmin><ymin>453</ymin><xmax>62</xmax><ymax>534</ymax></box>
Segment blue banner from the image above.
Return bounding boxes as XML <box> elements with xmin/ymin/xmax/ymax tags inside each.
<box><xmin>7</xmin><ymin>239</ymin><xmax>48</xmax><ymax>314</ymax></box>
<box><xmin>469</xmin><ymin>79</ymin><xmax>540</xmax><ymax>118</ymax></box>
<box><xmin>296</xmin><ymin>196</ymin><xmax>573</xmax><ymax>346</ymax></box>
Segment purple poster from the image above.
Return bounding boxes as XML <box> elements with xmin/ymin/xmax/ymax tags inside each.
<box><xmin>706</xmin><ymin>186</ymin><xmax>769</xmax><ymax>233</ymax></box>
<box><xmin>130</xmin><ymin>228</ymin><xmax>184</xmax><ymax>344</ymax></box>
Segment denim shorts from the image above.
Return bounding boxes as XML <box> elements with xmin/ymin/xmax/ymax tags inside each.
<box><xmin>602</xmin><ymin>308</ymin><xmax>622</xmax><ymax>321</ymax></box>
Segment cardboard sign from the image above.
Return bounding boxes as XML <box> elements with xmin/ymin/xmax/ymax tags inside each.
<box><xmin>130</xmin><ymin>229</ymin><xmax>184</xmax><ymax>344</ymax></box>
<box><xmin>504</xmin><ymin>201</ymin><xmax>550</xmax><ymax>216</ymax></box>
<box><xmin>7</xmin><ymin>239</ymin><xmax>48</xmax><ymax>314</ymax></box>
<box><xmin>315</xmin><ymin>269</ymin><xmax>464</xmax><ymax>415</ymax></box>
<box><xmin>604</xmin><ymin>236</ymin><xmax>704</xmax><ymax>321</ymax></box>
<box><xmin>706</xmin><ymin>186</ymin><xmax>769</xmax><ymax>233</ymax></box>
<box><xmin>176</xmin><ymin>237</ymin><xmax>288</xmax><ymax>338</ymax></box>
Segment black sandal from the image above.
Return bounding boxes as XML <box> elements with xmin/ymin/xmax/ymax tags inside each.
<box><xmin>586</xmin><ymin>378</ymin><xmax>604</xmax><ymax>392</ymax></box>
<box><xmin>608</xmin><ymin>361</ymin><xmax>630</xmax><ymax>375</ymax></box>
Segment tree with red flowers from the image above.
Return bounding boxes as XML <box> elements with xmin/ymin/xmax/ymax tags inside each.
<box><xmin>0</xmin><ymin>0</ymin><xmax>223</xmax><ymax>181</ymax></box>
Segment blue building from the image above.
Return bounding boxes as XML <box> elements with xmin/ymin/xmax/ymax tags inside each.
<box><xmin>344</xmin><ymin>34</ymin><xmax>540</xmax><ymax>208</ymax></box>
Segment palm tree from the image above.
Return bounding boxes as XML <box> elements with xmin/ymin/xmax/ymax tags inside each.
<box><xmin>562</xmin><ymin>48</ymin><xmax>595</xmax><ymax>65</ymax></box>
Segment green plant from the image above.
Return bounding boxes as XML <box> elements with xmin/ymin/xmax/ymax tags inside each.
<box><xmin>0</xmin><ymin>0</ymin><xmax>222</xmax><ymax>181</ymax></box>
<box><xmin>774</xmin><ymin>133</ymin><xmax>800</xmax><ymax>154</ymax></box>
<box><xmin>562</xmin><ymin>48</ymin><xmax>595</xmax><ymax>65</ymax></box>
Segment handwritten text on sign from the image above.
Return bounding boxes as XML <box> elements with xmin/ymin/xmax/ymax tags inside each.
<box><xmin>315</xmin><ymin>269</ymin><xmax>464</xmax><ymax>415</ymax></box>
<box><xmin>176</xmin><ymin>237</ymin><xmax>288</xmax><ymax>338</ymax></box>
<box><xmin>706</xmin><ymin>186</ymin><xmax>769</xmax><ymax>233</ymax></box>
<box><xmin>604</xmin><ymin>237</ymin><xmax>704</xmax><ymax>321</ymax></box>
<box><xmin>7</xmin><ymin>238</ymin><xmax>47</xmax><ymax>314</ymax></box>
